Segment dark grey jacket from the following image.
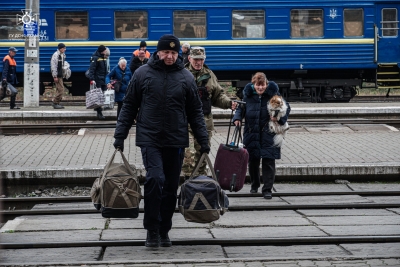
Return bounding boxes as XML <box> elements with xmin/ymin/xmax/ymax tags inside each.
<box><xmin>233</xmin><ymin>82</ymin><xmax>291</xmax><ymax>160</ymax></box>
<box><xmin>88</xmin><ymin>50</ymin><xmax>108</xmax><ymax>87</ymax></box>
<box><xmin>114</xmin><ymin>53</ymin><xmax>209</xmax><ymax>149</ymax></box>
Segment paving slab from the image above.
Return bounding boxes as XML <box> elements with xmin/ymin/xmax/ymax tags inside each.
<box><xmin>281</xmin><ymin>195</ymin><xmax>373</xmax><ymax>205</ymax></box>
<box><xmin>103</xmin><ymin>245</ymin><xmax>225</xmax><ymax>261</ymax></box>
<box><xmin>32</xmin><ymin>202</ymin><xmax>94</xmax><ymax>210</ymax></box>
<box><xmin>0</xmin><ymin>229</ymin><xmax>102</xmax><ymax>243</ymax></box>
<box><xmin>213</xmin><ymin>211</ymin><xmax>309</xmax><ymax>227</ymax></box>
<box><xmin>309</xmin><ymin>215</ymin><xmax>400</xmax><ymax>226</ymax></box>
<box><xmin>1</xmin><ymin>214</ymin><xmax>106</xmax><ymax>231</ymax></box>
<box><xmin>364</xmin><ymin>196</ymin><xmax>400</xmax><ymax>204</ymax></box>
<box><xmin>344</xmin><ymin>124</ymin><xmax>395</xmax><ymax>132</ymax></box>
<box><xmin>211</xmin><ymin>226</ymin><xmax>327</xmax><ymax>239</ymax></box>
<box><xmin>273</xmin><ymin>183</ymin><xmax>351</xmax><ymax>192</ymax></box>
<box><xmin>342</xmin><ymin>243</ymin><xmax>400</xmax><ymax>257</ymax></box>
<box><xmin>108</xmin><ymin>214</ymin><xmax>210</xmax><ymax>229</ymax></box>
<box><xmin>349</xmin><ymin>183</ymin><xmax>400</xmax><ymax>191</ymax></box>
<box><xmin>319</xmin><ymin>225</ymin><xmax>400</xmax><ymax>236</ymax></box>
<box><xmin>0</xmin><ymin>247</ymin><xmax>102</xmax><ymax>264</ymax></box>
<box><xmin>101</xmin><ymin>228</ymin><xmax>212</xmax><ymax>241</ymax></box>
<box><xmin>224</xmin><ymin>244</ymin><xmax>349</xmax><ymax>258</ymax></box>
<box><xmin>298</xmin><ymin>209</ymin><xmax>396</xmax><ymax>216</ymax></box>
<box><xmin>303</xmin><ymin>125</ymin><xmax>354</xmax><ymax>133</ymax></box>
<box><xmin>227</xmin><ymin>197</ymin><xmax>289</xmax><ymax>206</ymax></box>
<box><xmin>389</xmin><ymin>208</ymin><xmax>400</xmax><ymax>214</ymax></box>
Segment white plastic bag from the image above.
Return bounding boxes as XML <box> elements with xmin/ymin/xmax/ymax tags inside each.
<box><xmin>103</xmin><ymin>89</ymin><xmax>115</xmax><ymax>109</ymax></box>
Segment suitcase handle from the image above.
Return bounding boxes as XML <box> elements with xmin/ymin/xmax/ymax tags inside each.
<box><xmin>189</xmin><ymin>153</ymin><xmax>217</xmax><ymax>182</ymax></box>
<box><xmin>226</xmin><ymin>101</ymin><xmax>246</xmax><ymax>146</ymax></box>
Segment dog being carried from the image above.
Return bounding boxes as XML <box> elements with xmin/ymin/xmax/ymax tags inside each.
<box><xmin>267</xmin><ymin>95</ymin><xmax>290</xmax><ymax>147</ymax></box>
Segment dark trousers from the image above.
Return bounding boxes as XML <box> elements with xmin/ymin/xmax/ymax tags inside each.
<box><xmin>140</xmin><ymin>146</ymin><xmax>184</xmax><ymax>233</ymax></box>
<box><xmin>10</xmin><ymin>95</ymin><xmax>16</xmax><ymax>109</ymax></box>
<box><xmin>116</xmin><ymin>101</ymin><xmax>123</xmax><ymax>119</ymax></box>
<box><xmin>248</xmin><ymin>158</ymin><xmax>276</xmax><ymax>194</ymax></box>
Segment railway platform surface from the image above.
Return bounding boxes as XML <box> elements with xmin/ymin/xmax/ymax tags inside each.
<box><xmin>1</xmin><ymin>101</ymin><xmax>400</xmax><ymax>123</ymax></box>
<box><xmin>1</xmin><ymin>182</ymin><xmax>400</xmax><ymax>266</ymax></box>
<box><xmin>0</xmin><ymin>111</ymin><xmax>399</xmax><ymax>183</ymax></box>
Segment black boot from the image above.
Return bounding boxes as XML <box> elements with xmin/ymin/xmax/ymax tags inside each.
<box><xmin>96</xmin><ymin>108</ymin><xmax>105</xmax><ymax>120</ymax></box>
<box><xmin>160</xmin><ymin>232</ymin><xmax>172</xmax><ymax>247</ymax></box>
<box><xmin>145</xmin><ymin>230</ymin><xmax>160</xmax><ymax>247</ymax></box>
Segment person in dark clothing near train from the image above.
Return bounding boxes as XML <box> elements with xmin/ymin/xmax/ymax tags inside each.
<box><xmin>89</xmin><ymin>45</ymin><xmax>110</xmax><ymax>119</ymax></box>
<box><xmin>113</xmin><ymin>34</ymin><xmax>209</xmax><ymax>248</ymax></box>
<box><xmin>233</xmin><ymin>72</ymin><xmax>291</xmax><ymax>199</ymax></box>
<box><xmin>1</xmin><ymin>47</ymin><xmax>20</xmax><ymax>109</ymax></box>
<box><xmin>181</xmin><ymin>42</ymin><xmax>190</xmax><ymax>65</ymax></box>
<box><xmin>129</xmin><ymin>50</ymin><xmax>148</xmax><ymax>73</ymax></box>
<box><xmin>132</xmin><ymin>40</ymin><xmax>151</xmax><ymax>59</ymax></box>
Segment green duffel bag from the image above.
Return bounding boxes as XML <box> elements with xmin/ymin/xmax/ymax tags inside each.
<box><xmin>90</xmin><ymin>149</ymin><xmax>142</xmax><ymax>218</ymax></box>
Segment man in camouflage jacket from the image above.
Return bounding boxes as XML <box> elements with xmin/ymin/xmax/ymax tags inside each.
<box><xmin>182</xmin><ymin>47</ymin><xmax>237</xmax><ymax>177</ymax></box>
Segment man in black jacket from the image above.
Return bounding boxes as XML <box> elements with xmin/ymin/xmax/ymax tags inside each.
<box><xmin>113</xmin><ymin>34</ymin><xmax>209</xmax><ymax>248</ymax></box>
<box><xmin>129</xmin><ymin>50</ymin><xmax>148</xmax><ymax>73</ymax></box>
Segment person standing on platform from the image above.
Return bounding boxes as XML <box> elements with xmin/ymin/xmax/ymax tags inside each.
<box><xmin>106</xmin><ymin>57</ymin><xmax>132</xmax><ymax>119</ymax></box>
<box><xmin>233</xmin><ymin>72</ymin><xmax>291</xmax><ymax>199</ymax></box>
<box><xmin>50</xmin><ymin>43</ymin><xmax>67</xmax><ymax>109</ymax></box>
<box><xmin>113</xmin><ymin>34</ymin><xmax>209</xmax><ymax>248</ymax></box>
<box><xmin>1</xmin><ymin>47</ymin><xmax>20</xmax><ymax>109</ymax></box>
<box><xmin>89</xmin><ymin>45</ymin><xmax>110</xmax><ymax>119</ymax></box>
<box><xmin>181</xmin><ymin>42</ymin><xmax>190</xmax><ymax>65</ymax></box>
<box><xmin>129</xmin><ymin>50</ymin><xmax>148</xmax><ymax>73</ymax></box>
<box><xmin>181</xmin><ymin>46</ymin><xmax>237</xmax><ymax>178</ymax></box>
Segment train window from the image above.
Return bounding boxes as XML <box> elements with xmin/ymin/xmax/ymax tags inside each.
<box><xmin>55</xmin><ymin>12</ymin><xmax>88</xmax><ymax>39</ymax></box>
<box><xmin>382</xmin><ymin>8</ymin><xmax>398</xmax><ymax>37</ymax></box>
<box><xmin>173</xmin><ymin>11</ymin><xmax>206</xmax><ymax>38</ymax></box>
<box><xmin>344</xmin><ymin>9</ymin><xmax>364</xmax><ymax>37</ymax></box>
<box><xmin>291</xmin><ymin>9</ymin><xmax>323</xmax><ymax>38</ymax></box>
<box><xmin>0</xmin><ymin>11</ymin><xmax>24</xmax><ymax>40</ymax></box>
<box><xmin>115</xmin><ymin>11</ymin><xmax>148</xmax><ymax>39</ymax></box>
<box><xmin>232</xmin><ymin>10</ymin><xmax>265</xmax><ymax>38</ymax></box>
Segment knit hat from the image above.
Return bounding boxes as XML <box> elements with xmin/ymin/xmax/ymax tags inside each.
<box><xmin>140</xmin><ymin>41</ymin><xmax>147</xmax><ymax>48</ymax></box>
<box><xmin>156</xmin><ymin>34</ymin><xmax>180</xmax><ymax>53</ymax></box>
<box><xmin>97</xmin><ymin>45</ymin><xmax>106</xmax><ymax>53</ymax></box>
<box><xmin>57</xmin><ymin>43</ymin><xmax>65</xmax><ymax>50</ymax></box>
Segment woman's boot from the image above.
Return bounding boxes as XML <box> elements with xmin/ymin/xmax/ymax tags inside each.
<box><xmin>96</xmin><ymin>107</ymin><xmax>105</xmax><ymax>119</ymax></box>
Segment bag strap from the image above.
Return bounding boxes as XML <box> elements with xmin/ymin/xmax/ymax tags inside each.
<box><xmin>189</xmin><ymin>153</ymin><xmax>217</xmax><ymax>182</ymax></box>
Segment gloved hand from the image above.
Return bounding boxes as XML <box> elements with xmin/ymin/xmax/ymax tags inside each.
<box><xmin>113</xmin><ymin>138</ymin><xmax>124</xmax><ymax>152</ymax></box>
<box><xmin>199</xmin><ymin>145</ymin><xmax>210</xmax><ymax>155</ymax></box>
<box><xmin>90</xmin><ymin>80</ymin><xmax>95</xmax><ymax>85</ymax></box>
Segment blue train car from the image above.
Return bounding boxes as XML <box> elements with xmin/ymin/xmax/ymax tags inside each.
<box><xmin>0</xmin><ymin>0</ymin><xmax>399</xmax><ymax>101</ymax></box>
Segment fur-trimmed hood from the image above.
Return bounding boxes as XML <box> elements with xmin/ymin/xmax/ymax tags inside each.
<box><xmin>243</xmin><ymin>81</ymin><xmax>280</xmax><ymax>97</ymax></box>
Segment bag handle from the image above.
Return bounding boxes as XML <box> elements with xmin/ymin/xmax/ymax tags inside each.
<box><xmin>189</xmin><ymin>153</ymin><xmax>217</xmax><ymax>182</ymax></box>
<box><xmin>90</xmin><ymin>83</ymin><xmax>97</xmax><ymax>90</ymax></box>
<box><xmin>226</xmin><ymin>100</ymin><xmax>246</xmax><ymax>146</ymax></box>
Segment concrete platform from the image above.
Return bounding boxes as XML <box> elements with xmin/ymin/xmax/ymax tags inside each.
<box><xmin>1</xmin><ymin>102</ymin><xmax>400</xmax><ymax>123</ymax></box>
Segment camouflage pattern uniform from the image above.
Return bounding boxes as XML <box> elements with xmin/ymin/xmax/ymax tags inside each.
<box><xmin>182</xmin><ymin>48</ymin><xmax>232</xmax><ymax>177</ymax></box>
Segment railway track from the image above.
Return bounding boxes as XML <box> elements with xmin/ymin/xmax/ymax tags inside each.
<box><xmin>1</xmin><ymin>119</ymin><xmax>399</xmax><ymax>135</ymax></box>
<box><xmin>2</xmin><ymin>190</ymin><xmax>400</xmax><ymax>221</ymax></box>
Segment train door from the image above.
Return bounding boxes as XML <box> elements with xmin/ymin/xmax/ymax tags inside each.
<box><xmin>376</xmin><ymin>4</ymin><xmax>400</xmax><ymax>63</ymax></box>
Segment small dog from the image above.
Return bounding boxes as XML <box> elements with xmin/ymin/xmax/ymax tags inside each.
<box><xmin>267</xmin><ymin>95</ymin><xmax>290</xmax><ymax>147</ymax></box>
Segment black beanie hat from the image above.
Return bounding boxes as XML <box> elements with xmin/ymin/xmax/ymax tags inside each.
<box><xmin>140</xmin><ymin>41</ymin><xmax>147</xmax><ymax>47</ymax></box>
<box><xmin>58</xmin><ymin>43</ymin><xmax>66</xmax><ymax>49</ymax></box>
<box><xmin>156</xmin><ymin>34</ymin><xmax>180</xmax><ymax>53</ymax></box>
<box><xmin>98</xmin><ymin>45</ymin><xmax>106</xmax><ymax>53</ymax></box>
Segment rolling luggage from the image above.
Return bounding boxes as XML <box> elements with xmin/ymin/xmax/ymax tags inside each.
<box><xmin>214</xmin><ymin>103</ymin><xmax>249</xmax><ymax>192</ymax></box>
<box><xmin>178</xmin><ymin>153</ymin><xmax>229</xmax><ymax>223</ymax></box>
<box><xmin>90</xmin><ymin>149</ymin><xmax>142</xmax><ymax>218</ymax></box>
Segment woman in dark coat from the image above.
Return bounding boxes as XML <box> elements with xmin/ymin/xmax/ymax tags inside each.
<box><xmin>106</xmin><ymin>57</ymin><xmax>132</xmax><ymax>119</ymax></box>
<box><xmin>233</xmin><ymin>72</ymin><xmax>290</xmax><ymax>199</ymax></box>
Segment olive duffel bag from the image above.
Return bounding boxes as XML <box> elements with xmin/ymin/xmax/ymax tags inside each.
<box><xmin>90</xmin><ymin>148</ymin><xmax>142</xmax><ymax>218</ymax></box>
<box><xmin>178</xmin><ymin>153</ymin><xmax>229</xmax><ymax>223</ymax></box>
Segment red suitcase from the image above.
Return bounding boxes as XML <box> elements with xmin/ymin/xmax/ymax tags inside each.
<box><xmin>214</xmin><ymin>106</ymin><xmax>249</xmax><ymax>192</ymax></box>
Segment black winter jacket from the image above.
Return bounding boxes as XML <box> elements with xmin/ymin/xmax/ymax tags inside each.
<box><xmin>129</xmin><ymin>56</ymin><xmax>148</xmax><ymax>74</ymax></box>
<box><xmin>114</xmin><ymin>53</ymin><xmax>209</xmax><ymax>149</ymax></box>
<box><xmin>233</xmin><ymin>82</ymin><xmax>291</xmax><ymax>160</ymax></box>
<box><xmin>89</xmin><ymin>51</ymin><xmax>108</xmax><ymax>87</ymax></box>
<box><xmin>2</xmin><ymin>56</ymin><xmax>18</xmax><ymax>85</ymax></box>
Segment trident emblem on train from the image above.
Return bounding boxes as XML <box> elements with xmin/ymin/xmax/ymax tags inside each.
<box><xmin>329</xmin><ymin>8</ymin><xmax>338</xmax><ymax>20</ymax></box>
